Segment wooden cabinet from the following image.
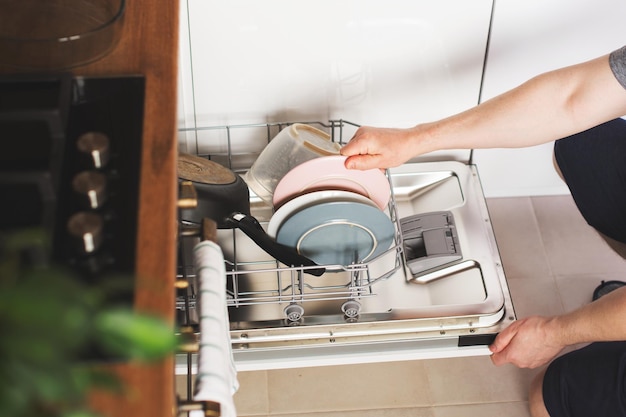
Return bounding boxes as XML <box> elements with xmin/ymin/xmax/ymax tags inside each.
<box><xmin>75</xmin><ymin>1</ymin><xmax>180</xmax><ymax>416</ymax></box>
<box><xmin>0</xmin><ymin>0</ymin><xmax>179</xmax><ymax>414</ymax></box>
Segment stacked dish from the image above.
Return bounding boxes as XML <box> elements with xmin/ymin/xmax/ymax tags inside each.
<box><xmin>267</xmin><ymin>155</ymin><xmax>395</xmax><ymax>267</ymax></box>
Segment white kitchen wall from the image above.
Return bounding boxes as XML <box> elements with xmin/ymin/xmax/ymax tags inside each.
<box><xmin>177</xmin><ymin>0</ymin><xmax>493</xmax><ymax>162</ymax></box>
<box><xmin>177</xmin><ymin>0</ymin><xmax>626</xmax><ymax>197</ymax></box>
<box><xmin>475</xmin><ymin>0</ymin><xmax>626</xmax><ymax>197</ymax></box>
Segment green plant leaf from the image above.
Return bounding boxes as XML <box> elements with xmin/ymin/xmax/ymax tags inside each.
<box><xmin>71</xmin><ymin>366</ymin><xmax>123</xmax><ymax>394</ymax></box>
<box><xmin>61</xmin><ymin>409</ymin><xmax>102</xmax><ymax>417</ymax></box>
<box><xmin>94</xmin><ymin>308</ymin><xmax>177</xmax><ymax>361</ymax></box>
<box><xmin>1</xmin><ymin>229</ymin><xmax>175</xmax><ymax>416</ymax></box>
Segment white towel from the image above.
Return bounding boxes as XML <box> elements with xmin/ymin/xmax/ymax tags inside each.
<box><xmin>193</xmin><ymin>240</ymin><xmax>239</xmax><ymax>417</ymax></box>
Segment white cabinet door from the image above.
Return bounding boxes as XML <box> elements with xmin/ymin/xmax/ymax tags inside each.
<box><xmin>178</xmin><ymin>0</ymin><xmax>493</xmax><ymax>161</ymax></box>
<box><xmin>475</xmin><ymin>0</ymin><xmax>626</xmax><ymax>197</ymax></box>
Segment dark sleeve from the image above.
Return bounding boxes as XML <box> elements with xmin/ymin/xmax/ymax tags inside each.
<box><xmin>609</xmin><ymin>45</ymin><xmax>626</xmax><ymax>90</ymax></box>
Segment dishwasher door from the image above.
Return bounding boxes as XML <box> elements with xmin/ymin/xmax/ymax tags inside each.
<box><xmin>175</xmin><ymin>121</ymin><xmax>515</xmax><ymax>372</ymax></box>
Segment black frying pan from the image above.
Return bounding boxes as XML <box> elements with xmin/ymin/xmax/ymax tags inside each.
<box><xmin>178</xmin><ymin>153</ymin><xmax>324</xmax><ymax>276</ymax></box>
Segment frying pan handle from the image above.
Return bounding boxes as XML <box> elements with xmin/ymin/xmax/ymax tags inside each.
<box><xmin>226</xmin><ymin>212</ymin><xmax>325</xmax><ymax>276</ymax></box>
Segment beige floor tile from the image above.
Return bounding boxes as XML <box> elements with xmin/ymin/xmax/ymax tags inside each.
<box><xmin>432</xmin><ymin>401</ymin><xmax>530</xmax><ymax>417</ymax></box>
<box><xmin>506</xmin><ymin>277</ymin><xmax>564</xmax><ymax>319</ymax></box>
<box><xmin>486</xmin><ymin>197</ymin><xmax>551</xmax><ymax>280</ymax></box>
<box><xmin>175</xmin><ymin>374</ymin><xmax>193</xmax><ymax>401</ymax></box>
<box><xmin>423</xmin><ymin>355</ymin><xmax>535</xmax><ymax>405</ymax></box>
<box><xmin>234</xmin><ymin>370</ymin><xmax>270</xmax><ymax>416</ymax></box>
<box><xmin>531</xmin><ymin>195</ymin><xmax>626</xmax><ymax>276</ymax></box>
<box><xmin>266</xmin><ymin>361</ymin><xmax>432</xmax><ymax>414</ymax></box>
<box><xmin>555</xmin><ymin>272</ymin><xmax>625</xmax><ymax>313</ymax></box>
<box><xmin>263</xmin><ymin>407</ymin><xmax>434</xmax><ymax>417</ymax></box>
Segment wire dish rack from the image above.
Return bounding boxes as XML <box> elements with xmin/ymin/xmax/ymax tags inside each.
<box><xmin>175</xmin><ymin>120</ymin><xmax>405</xmax><ymax>326</ymax></box>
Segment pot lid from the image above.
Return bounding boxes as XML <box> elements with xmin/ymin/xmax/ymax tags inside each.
<box><xmin>178</xmin><ymin>153</ymin><xmax>237</xmax><ymax>185</ymax></box>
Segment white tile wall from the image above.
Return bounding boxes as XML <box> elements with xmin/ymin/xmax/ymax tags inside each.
<box><xmin>178</xmin><ymin>0</ymin><xmax>493</xmax><ymax>162</ymax></box>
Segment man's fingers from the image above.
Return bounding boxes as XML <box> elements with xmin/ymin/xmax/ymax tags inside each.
<box><xmin>343</xmin><ymin>154</ymin><xmax>383</xmax><ymax>171</ymax></box>
<box><xmin>489</xmin><ymin>320</ymin><xmax>520</xmax><ymax>353</ymax></box>
<box><xmin>488</xmin><ymin>320</ymin><xmax>525</xmax><ymax>366</ymax></box>
<box><xmin>490</xmin><ymin>350</ymin><xmax>507</xmax><ymax>366</ymax></box>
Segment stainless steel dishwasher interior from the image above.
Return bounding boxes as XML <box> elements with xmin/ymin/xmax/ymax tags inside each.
<box><xmin>175</xmin><ymin>120</ymin><xmax>515</xmax><ymax>371</ymax></box>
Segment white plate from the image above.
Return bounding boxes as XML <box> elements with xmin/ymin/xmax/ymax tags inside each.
<box><xmin>272</xmin><ymin>155</ymin><xmax>391</xmax><ymax>210</ymax></box>
<box><xmin>267</xmin><ymin>189</ymin><xmax>378</xmax><ymax>237</ymax></box>
<box><xmin>275</xmin><ymin>200</ymin><xmax>395</xmax><ymax>266</ymax></box>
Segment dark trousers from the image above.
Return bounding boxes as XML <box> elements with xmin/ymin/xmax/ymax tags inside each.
<box><xmin>554</xmin><ymin>118</ymin><xmax>626</xmax><ymax>244</ymax></box>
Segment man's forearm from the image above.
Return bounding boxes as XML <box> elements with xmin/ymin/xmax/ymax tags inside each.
<box><xmin>549</xmin><ymin>286</ymin><xmax>626</xmax><ymax>346</ymax></box>
<box><xmin>421</xmin><ymin>54</ymin><xmax>626</xmax><ymax>153</ymax></box>
<box><xmin>342</xmin><ymin>52</ymin><xmax>626</xmax><ymax>171</ymax></box>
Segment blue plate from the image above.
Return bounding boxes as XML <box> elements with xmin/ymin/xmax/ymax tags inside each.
<box><xmin>275</xmin><ymin>201</ymin><xmax>395</xmax><ymax>266</ymax></box>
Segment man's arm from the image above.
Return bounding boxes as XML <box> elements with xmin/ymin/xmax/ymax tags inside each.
<box><xmin>341</xmin><ymin>54</ymin><xmax>626</xmax><ymax>170</ymax></box>
<box><xmin>490</xmin><ymin>286</ymin><xmax>626</xmax><ymax>368</ymax></box>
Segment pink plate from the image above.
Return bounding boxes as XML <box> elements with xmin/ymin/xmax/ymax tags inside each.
<box><xmin>272</xmin><ymin>155</ymin><xmax>391</xmax><ymax>209</ymax></box>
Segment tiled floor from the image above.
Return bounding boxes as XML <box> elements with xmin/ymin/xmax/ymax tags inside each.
<box><xmin>183</xmin><ymin>195</ymin><xmax>626</xmax><ymax>416</ymax></box>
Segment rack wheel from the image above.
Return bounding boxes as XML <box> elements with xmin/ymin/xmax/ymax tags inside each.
<box><xmin>341</xmin><ymin>300</ymin><xmax>361</xmax><ymax>318</ymax></box>
<box><xmin>284</xmin><ymin>304</ymin><xmax>304</xmax><ymax>322</ymax></box>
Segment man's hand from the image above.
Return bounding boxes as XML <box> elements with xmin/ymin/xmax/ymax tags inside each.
<box><xmin>340</xmin><ymin>126</ymin><xmax>423</xmax><ymax>170</ymax></box>
<box><xmin>490</xmin><ymin>316</ymin><xmax>565</xmax><ymax>368</ymax></box>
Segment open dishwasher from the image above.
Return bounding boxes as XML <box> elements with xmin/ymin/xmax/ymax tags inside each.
<box><xmin>175</xmin><ymin>120</ymin><xmax>515</xmax><ymax>374</ymax></box>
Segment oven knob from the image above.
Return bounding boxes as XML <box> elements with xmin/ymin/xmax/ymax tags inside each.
<box><xmin>76</xmin><ymin>132</ymin><xmax>110</xmax><ymax>169</ymax></box>
<box><xmin>72</xmin><ymin>171</ymin><xmax>107</xmax><ymax>209</ymax></box>
<box><xmin>67</xmin><ymin>211</ymin><xmax>104</xmax><ymax>254</ymax></box>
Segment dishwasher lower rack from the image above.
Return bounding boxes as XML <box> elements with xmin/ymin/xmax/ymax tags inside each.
<box><xmin>178</xmin><ymin>228</ymin><xmax>404</xmax><ymax>323</ymax></box>
<box><xmin>176</xmin><ymin>119</ymin><xmax>405</xmax><ymax>325</ymax></box>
